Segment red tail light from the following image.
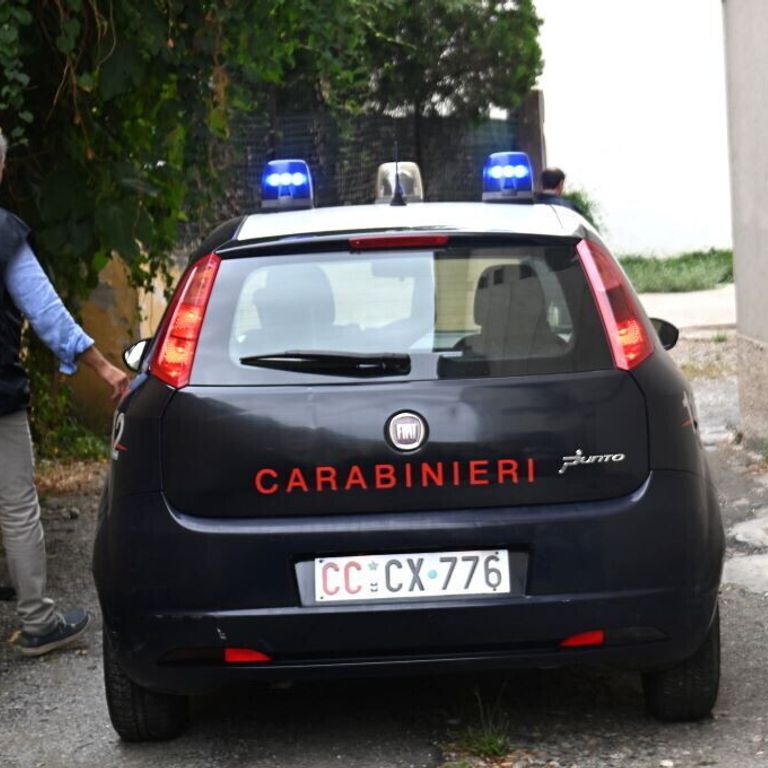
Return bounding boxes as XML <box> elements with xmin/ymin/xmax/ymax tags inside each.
<box><xmin>224</xmin><ymin>648</ymin><xmax>272</xmax><ymax>663</ymax></box>
<box><xmin>577</xmin><ymin>239</ymin><xmax>654</xmax><ymax>370</ymax></box>
<box><xmin>150</xmin><ymin>253</ymin><xmax>221</xmax><ymax>388</ymax></box>
<box><xmin>560</xmin><ymin>629</ymin><xmax>605</xmax><ymax>648</ymax></box>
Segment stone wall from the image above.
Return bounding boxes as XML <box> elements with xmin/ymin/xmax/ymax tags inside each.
<box><xmin>723</xmin><ymin>0</ymin><xmax>768</xmax><ymax>446</ymax></box>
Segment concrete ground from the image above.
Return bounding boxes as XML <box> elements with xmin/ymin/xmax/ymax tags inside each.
<box><xmin>639</xmin><ymin>283</ymin><xmax>736</xmax><ymax>330</ymax></box>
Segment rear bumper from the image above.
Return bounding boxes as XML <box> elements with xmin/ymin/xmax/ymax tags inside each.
<box><xmin>94</xmin><ymin>469</ymin><xmax>723</xmax><ymax>695</ymax></box>
<box><xmin>105</xmin><ymin>587</ymin><xmax>720</xmax><ymax>695</ymax></box>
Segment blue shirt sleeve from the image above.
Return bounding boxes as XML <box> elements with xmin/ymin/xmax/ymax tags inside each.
<box><xmin>5</xmin><ymin>242</ymin><xmax>94</xmax><ymax>375</ymax></box>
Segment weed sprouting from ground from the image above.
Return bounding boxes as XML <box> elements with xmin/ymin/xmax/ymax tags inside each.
<box><xmin>454</xmin><ymin>686</ymin><xmax>510</xmax><ymax>759</ymax></box>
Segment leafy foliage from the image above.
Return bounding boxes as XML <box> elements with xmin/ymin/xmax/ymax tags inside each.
<box><xmin>0</xmin><ymin>0</ymin><xmax>543</xmax><ymax>456</ymax></box>
<box><xmin>365</xmin><ymin>0</ymin><xmax>542</xmax><ymax>117</ymax></box>
<box><xmin>1</xmin><ymin>0</ymin><xmax>394</xmax><ymax>298</ymax></box>
<box><xmin>0</xmin><ymin>0</ymin><xmax>33</xmax><ymax>143</ymax></box>
<box><xmin>562</xmin><ymin>186</ymin><xmax>602</xmax><ymax>229</ymax></box>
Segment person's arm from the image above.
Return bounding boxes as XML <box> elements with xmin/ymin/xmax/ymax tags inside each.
<box><xmin>6</xmin><ymin>242</ymin><xmax>129</xmax><ymax>400</ymax></box>
<box><xmin>78</xmin><ymin>345</ymin><xmax>130</xmax><ymax>401</ymax></box>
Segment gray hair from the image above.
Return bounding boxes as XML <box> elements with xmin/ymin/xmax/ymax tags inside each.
<box><xmin>0</xmin><ymin>129</ymin><xmax>6</xmax><ymax>171</ymax></box>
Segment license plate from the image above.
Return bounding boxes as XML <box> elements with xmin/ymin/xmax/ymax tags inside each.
<box><xmin>314</xmin><ymin>549</ymin><xmax>510</xmax><ymax>603</ymax></box>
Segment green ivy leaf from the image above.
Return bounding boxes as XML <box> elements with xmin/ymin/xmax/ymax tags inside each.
<box><xmin>55</xmin><ymin>18</ymin><xmax>81</xmax><ymax>55</ymax></box>
<box><xmin>90</xmin><ymin>250</ymin><xmax>110</xmax><ymax>275</ymax></box>
<box><xmin>95</xmin><ymin>202</ymin><xmax>140</xmax><ymax>262</ymax></box>
<box><xmin>98</xmin><ymin>42</ymin><xmax>146</xmax><ymax>100</ymax></box>
<box><xmin>10</xmin><ymin>7</ymin><xmax>33</xmax><ymax>25</ymax></box>
<box><xmin>77</xmin><ymin>72</ymin><xmax>95</xmax><ymax>92</ymax></box>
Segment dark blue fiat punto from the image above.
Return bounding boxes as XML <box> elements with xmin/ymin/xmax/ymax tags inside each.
<box><xmin>94</xmin><ymin>154</ymin><xmax>723</xmax><ymax>740</ymax></box>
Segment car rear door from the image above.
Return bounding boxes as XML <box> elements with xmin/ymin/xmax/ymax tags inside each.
<box><xmin>157</xmin><ymin>235</ymin><xmax>650</xmax><ymax>518</ymax></box>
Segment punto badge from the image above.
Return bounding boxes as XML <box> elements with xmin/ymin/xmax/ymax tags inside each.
<box><xmin>558</xmin><ymin>448</ymin><xmax>626</xmax><ymax>475</ymax></box>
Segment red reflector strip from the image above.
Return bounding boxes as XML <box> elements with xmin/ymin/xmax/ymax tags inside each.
<box><xmin>349</xmin><ymin>234</ymin><xmax>450</xmax><ymax>250</ymax></box>
<box><xmin>560</xmin><ymin>629</ymin><xmax>605</xmax><ymax>648</ymax></box>
<box><xmin>224</xmin><ymin>648</ymin><xmax>272</xmax><ymax>664</ymax></box>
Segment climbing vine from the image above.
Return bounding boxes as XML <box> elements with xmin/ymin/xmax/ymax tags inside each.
<box><xmin>0</xmin><ymin>0</ymin><xmax>542</xmax><ymax>456</ymax></box>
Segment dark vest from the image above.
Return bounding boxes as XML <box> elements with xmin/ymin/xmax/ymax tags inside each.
<box><xmin>0</xmin><ymin>208</ymin><xmax>32</xmax><ymax>416</ymax></box>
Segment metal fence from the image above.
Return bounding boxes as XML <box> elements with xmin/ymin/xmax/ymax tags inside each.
<box><xmin>228</xmin><ymin>112</ymin><xmax>520</xmax><ymax>212</ymax></box>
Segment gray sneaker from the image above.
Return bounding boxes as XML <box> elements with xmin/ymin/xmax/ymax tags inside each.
<box><xmin>15</xmin><ymin>609</ymin><xmax>92</xmax><ymax>657</ymax></box>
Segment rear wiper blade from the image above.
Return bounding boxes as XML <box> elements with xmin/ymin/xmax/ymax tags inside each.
<box><xmin>239</xmin><ymin>350</ymin><xmax>411</xmax><ymax>377</ymax></box>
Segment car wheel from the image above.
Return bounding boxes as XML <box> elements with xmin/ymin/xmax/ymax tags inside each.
<box><xmin>642</xmin><ymin>605</ymin><xmax>720</xmax><ymax>722</ymax></box>
<box><xmin>103</xmin><ymin>630</ymin><xmax>189</xmax><ymax>741</ymax></box>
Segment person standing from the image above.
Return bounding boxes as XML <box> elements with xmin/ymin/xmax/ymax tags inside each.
<box><xmin>0</xmin><ymin>127</ymin><xmax>129</xmax><ymax>656</ymax></box>
<box><xmin>535</xmin><ymin>167</ymin><xmax>585</xmax><ymax>215</ymax></box>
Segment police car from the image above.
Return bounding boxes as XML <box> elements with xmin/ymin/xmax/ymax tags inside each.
<box><xmin>94</xmin><ymin>153</ymin><xmax>724</xmax><ymax>741</ymax></box>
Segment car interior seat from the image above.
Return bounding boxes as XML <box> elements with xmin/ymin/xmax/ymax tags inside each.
<box><xmin>242</xmin><ymin>264</ymin><xmax>339</xmax><ymax>353</ymax></box>
<box><xmin>460</xmin><ymin>262</ymin><xmax>566</xmax><ymax>359</ymax></box>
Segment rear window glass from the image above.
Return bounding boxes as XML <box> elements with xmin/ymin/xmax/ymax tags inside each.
<box><xmin>193</xmin><ymin>242</ymin><xmax>612</xmax><ymax>384</ymax></box>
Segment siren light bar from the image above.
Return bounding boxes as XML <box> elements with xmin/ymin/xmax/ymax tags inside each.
<box><xmin>375</xmin><ymin>162</ymin><xmax>424</xmax><ymax>204</ymax></box>
<box><xmin>261</xmin><ymin>159</ymin><xmax>314</xmax><ymax>211</ymax></box>
<box><xmin>482</xmin><ymin>152</ymin><xmax>534</xmax><ymax>203</ymax></box>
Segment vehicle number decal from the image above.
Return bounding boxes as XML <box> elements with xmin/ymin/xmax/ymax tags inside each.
<box><xmin>111</xmin><ymin>412</ymin><xmax>126</xmax><ymax>461</ymax></box>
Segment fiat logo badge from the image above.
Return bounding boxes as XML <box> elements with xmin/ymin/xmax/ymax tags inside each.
<box><xmin>386</xmin><ymin>412</ymin><xmax>427</xmax><ymax>452</ymax></box>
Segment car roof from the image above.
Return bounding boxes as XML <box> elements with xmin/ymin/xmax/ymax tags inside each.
<box><xmin>234</xmin><ymin>201</ymin><xmax>594</xmax><ymax>244</ymax></box>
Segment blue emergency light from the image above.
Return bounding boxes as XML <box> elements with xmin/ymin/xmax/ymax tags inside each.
<box><xmin>261</xmin><ymin>159</ymin><xmax>314</xmax><ymax>210</ymax></box>
<box><xmin>482</xmin><ymin>152</ymin><xmax>534</xmax><ymax>203</ymax></box>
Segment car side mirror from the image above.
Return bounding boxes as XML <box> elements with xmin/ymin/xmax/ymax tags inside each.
<box><xmin>123</xmin><ymin>338</ymin><xmax>152</xmax><ymax>372</ymax></box>
<box><xmin>650</xmin><ymin>318</ymin><xmax>679</xmax><ymax>351</ymax></box>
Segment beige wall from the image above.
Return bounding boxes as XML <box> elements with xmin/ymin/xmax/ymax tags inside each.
<box><xmin>70</xmin><ymin>257</ymin><xmax>139</xmax><ymax>432</ymax></box>
<box><xmin>723</xmin><ymin>0</ymin><xmax>768</xmax><ymax>445</ymax></box>
<box><xmin>70</xmin><ymin>260</ymin><xmax>180</xmax><ymax>432</ymax></box>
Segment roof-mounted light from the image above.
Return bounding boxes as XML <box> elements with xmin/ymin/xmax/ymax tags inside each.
<box><xmin>482</xmin><ymin>152</ymin><xmax>534</xmax><ymax>203</ymax></box>
<box><xmin>261</xmin><ymin>159</ymin><xmax>314</xmax><ymax>211</ymax></box>
<box><xmin>375</xmin><ymin>162</ymin><xmax>424</xmax><ymax>204</ymax></box>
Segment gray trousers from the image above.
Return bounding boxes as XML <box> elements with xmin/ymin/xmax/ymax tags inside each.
<box><xmin>0</xmin><ymin>410</ymin><xmax>59</xmax><ymax>635</ymax></box>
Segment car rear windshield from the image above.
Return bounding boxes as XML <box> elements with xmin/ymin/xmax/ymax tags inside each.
<box><xmin>192</xmin><ymin>240</ymin><xmax>612</xmax><ymax>384</ymax></box>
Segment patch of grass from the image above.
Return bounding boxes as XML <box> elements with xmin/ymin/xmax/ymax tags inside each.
<box><xmin>713</xmin><ymin>332</ymin><xmax>729</xmax><ymax>343</ymax></box>
<box><xmin>618</xmin><ymin>248</ymin><xmax>733</xmax><ymax>293</ymax></box>
<box><xmin>34</xmin><ymin>421</ymin><xmax>110</xmax><ymax>461</ymax></box>
<box><xmin>456</xmin><ymin>726</ymin><xmax>508</xmax><ymax>760</ymax></box>
<box><xmin>453</xmin><ymin>688</ymin><xmax>510</xmax><ymax>759</ymax></box>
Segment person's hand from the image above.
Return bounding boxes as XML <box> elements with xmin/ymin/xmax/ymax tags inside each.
<box><xmin>79</xmin><ymin>345</ymin><xmax>131</xmax><ymax>402</ymax></box>
<box><xmin>99</xmin><ymin>361</ymin><xmax>130</xmax><ymax>402</ymax></box>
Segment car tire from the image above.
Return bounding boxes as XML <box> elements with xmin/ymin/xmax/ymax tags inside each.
<box><xmin>642</xmin><ymin>605</ymin><xmax>720</xmax><ymax>722</ymax></box>
<box><xmin>103</xmin><ymin>630</ymin><xmax>189</xmax><ymax>741</ymax></box>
